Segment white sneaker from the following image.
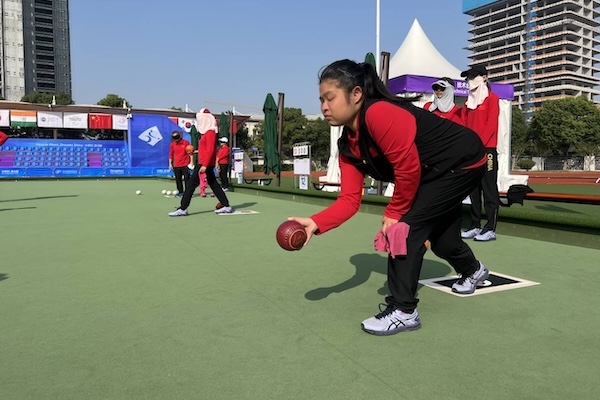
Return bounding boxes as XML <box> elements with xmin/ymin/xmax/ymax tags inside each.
<box><xmin>168</xmin><ymin>208</ymin><xmax>188</xmax><ymax>217</ymax></box>
<box><xmin>474</xmin><ymin>229</ymin><xmax>496</xmax><ymax>242</ymax></box>
<box><xmin>223</xmin><ymin>188</ymin><xmax>229</xmax><ymax>192</ymax></box>
<box><xmin>214</xmin><ymin>206</ymin><xmax>233</xmax><ymax>214</ymax></box>
<box><xmin>461</xmin><ymin>227</ymin><xmax>481</xmax><ymax>239</ymax></box>
<box><xmin>361</xmin><ymin>304</ymin><xmax>421</xmax><ymax>336</ymax></box>
<box><xmin>451</xmin><ymin>262</ymin><xmax>490</xmax><ymax>294</ymax></box>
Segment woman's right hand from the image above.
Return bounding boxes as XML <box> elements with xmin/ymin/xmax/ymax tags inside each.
<box><xmin>287</xmin><ymin>217</ymin><xmax>318</xmax><ymax>246</ymax></box>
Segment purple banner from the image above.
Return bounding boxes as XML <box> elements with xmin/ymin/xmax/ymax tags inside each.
<box><xmin>388</xmin><ymin>74</ymin><xmax>514</xmax><ymax>100</ymax></box>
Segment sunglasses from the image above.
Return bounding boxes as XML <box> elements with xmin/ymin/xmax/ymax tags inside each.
<box><xmin>432</xmin><ymin>85</ymin><xmax>446</xmax><ymax>92</ymax></box>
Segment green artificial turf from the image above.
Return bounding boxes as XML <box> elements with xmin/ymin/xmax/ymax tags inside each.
<box><xmin>1</xmin><ymin>179</ymin><xmax>599</xmax><ymax>399</ymax></box>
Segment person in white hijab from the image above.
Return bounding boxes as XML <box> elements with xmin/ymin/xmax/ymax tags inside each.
<box><xmin>423</xmin><ymin>77</ymin><xmax>462</xmax><ymax>124</ymax></box>
<box><xmin>459</xmin><ymin>65</ymin><xmax>500</xmax><ymax>242</ymax></box>
<box><xmin>169</xmin><ymin>108</ymin><xmax>233</xmax><ymax>216</ymax></box>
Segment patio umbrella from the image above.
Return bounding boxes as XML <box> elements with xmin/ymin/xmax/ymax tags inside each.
<box><xmin>262</xmin><ymin>93</ymin><xmax>280</xmax><ymax>175</ymax></box>
<box><xmin>189</xmin><ymin>125</ymin><xmax>199</xmax><ymax>165</ymax></box>
<box><xmin>364</xmin><ymin>52</ymin><xmax>376</xmax><ymax>69</ymax></box>
<box><xmin>219</xmin><ymin>112</ymin><xmax>229</xmax><ymax>139</ymax></box>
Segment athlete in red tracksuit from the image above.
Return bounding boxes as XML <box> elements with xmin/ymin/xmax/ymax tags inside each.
<box><xmin>289</xmin><ymin>59</ymin><xmax>490</xmax><ymax>336</ymax></box>
<box><xmin>459</xmin><ymin>65</ymin><xmax>501</xmax><ymax>242</ymax></box>
<box><xmin>168</xmin><ymin>131</ymin><xmax>191</xmax><ymax>196</ymax></box>
<box><xmin>216</xmin><ymin>137</ymin><xmax>230</xmax><ymax>190</ymax></box>
<box><xmin>169</xmin><ymin>109</ymin><xmax>232</xmax><ymax>216</ymax></box>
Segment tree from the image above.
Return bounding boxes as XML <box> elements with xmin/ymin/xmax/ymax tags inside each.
<box><xmin>97</xmin><ymin>94</ymin><xmax>130</xmax><ymax>108</ymax></box>
<box><xmin>510</xmin><ymin>106</ymin><xmax>530</xmax><ymax>169</ymax></box>
<box><xmin>528</xmin><ymin>96</ymin><xmax>599</xmax><ymax>169</ymax></box>
<box><xmin>280</xmin><ymin>107</ymin><xmax>308</xmax><ymax>160</ymax></box>
<box><xmin>250</xmin><ymin>108</ymin><xmax>331</xmax><ymax>169</ymax></box>
<box><xmin>170</xmin><ymin>106</ymin><xmax>182</xmax><ymax>111</ymax></box>
<box><xmin>21</xmin><ymin>92</ymin><xmax>74</xmax><ymax>105</ymax></box>
<box><xmin>303</xmin><ymin>118</ymin><xmax>331</xmax><ymax>169</ymax></box>
<box><xmin>234</xmin><ymin>122</ymin><xmax>252</xmax><ymax>150</ymax></box>
<box><xmin>572</xmin><ymin>103</ymin><xmax>600</xmax><ymax>170</ymax></box>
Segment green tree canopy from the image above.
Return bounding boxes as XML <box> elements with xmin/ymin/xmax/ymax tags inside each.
<box><xmin>303</xmin><ymin>118</ymin><xmax>331</xmax><ymax>167</ymax></box>
<box><xmin>97</xmin><ymin>94</ymin><xmax>130</xmax><ymax>108</ymax></box>
<box><xmin>234</xmin><ymin>122</ymin><xmax>252</xmax><ymax>150</ymax></box>
<box><xmin>280</xmin><ymin>107</ymin><xmax>308</xmax><ymax>159</ymax></box>
<box><xmin>529</xmin><ymin>96</ymin><xmax>600</xmax><ymax>168</ymax></box>
<box><xmin>252</xmin><ymin>107</ymin><xmax>332</xmax><ymax>169</ymax></box>
<box><xmin>20</xmin><ymin>92</ymin><xmax>73</xmax><ymax>105</ymax></box>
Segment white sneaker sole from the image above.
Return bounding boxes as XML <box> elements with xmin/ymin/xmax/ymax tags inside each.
<box><xmin>361</xmin><ymin>320</ymin><xmax>421</xmax><ymax>336</ymax></box>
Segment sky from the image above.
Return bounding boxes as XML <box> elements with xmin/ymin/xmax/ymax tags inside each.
<box><xmin>69</xmin><ymin>0</ymin><xmax>472</xmax><ymax>116</ymax></box>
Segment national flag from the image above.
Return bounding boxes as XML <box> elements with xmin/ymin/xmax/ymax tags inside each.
<box><xmin>112</xmin><ymin>114</ymin><xmax>128</xmax><ymax>130</ymax></box>
<box><xmin>177</xmin><ymin>117</ymin><xmax>196</xmax><ymax>133</ymax></box>
<box><xmin>0</xmin><ymin>110</ymin><xmax>10</xmax><ymax>127</ymax></box>
<box><xmin>169</xmin><ymin>117</ymin><xmax>178</xmax><ymax>125</ymax></box>
<box><xmin>63</xmin><ymin>112</ymin><xmax>88</xmax><ymax>129</ymax></box>
<box><xmin>89</xmin><ymin>113</ymin><xmax>112</xmax><ymax>129</ymax></box>
<box><xmin>10</xmin><ymin>110</ymin><xmax>37</xmax><ymax>127</ymax></box>
<box><xmin>37</xmin><ymin>111</ymin><xmax>63</xmax><ymax>128</ymax></box>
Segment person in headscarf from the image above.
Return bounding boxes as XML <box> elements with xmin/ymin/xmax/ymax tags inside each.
<box><xmin>423</xmin><ymin>77</ymin><xmax>462</xmax><ymax>124</ymax></box>
<box><xmin>169</xmin><ymin>108</ymin><xmax>233</xmax><ymax>216</ymax></box>
<box><xmin>459</xmin><ymin>65</ymin><xmax>500</xmax><ymax>242</ymax></box>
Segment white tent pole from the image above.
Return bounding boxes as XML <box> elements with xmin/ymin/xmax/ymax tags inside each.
<box><xmin>376</xmin><ymin>0</ymin><xmax>381</xmax><ymax>74</ymax></box>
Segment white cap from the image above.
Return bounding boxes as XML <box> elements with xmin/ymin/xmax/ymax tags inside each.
<box><xmin>219</xmin><ymin>137</ymin><xmax>228</xmax><ymax>143</ymax></box>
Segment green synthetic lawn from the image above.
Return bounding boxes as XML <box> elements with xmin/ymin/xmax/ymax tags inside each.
<box><xmin>1</xmin><ymin>179</ymin><xmax>599</xmax><ymax>400</ymax></box>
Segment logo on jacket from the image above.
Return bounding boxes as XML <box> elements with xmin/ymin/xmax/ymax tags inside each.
<box><xmin>138</xmin><ymin>126</ymin><xmax>163</xmax><ymax>146</ymax></box>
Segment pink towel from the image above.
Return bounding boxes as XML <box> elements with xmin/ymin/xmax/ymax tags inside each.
<box><xmin>374</xmin><ymin>222</ymin><xmax>410</xmax><ymax>257</ymax></box>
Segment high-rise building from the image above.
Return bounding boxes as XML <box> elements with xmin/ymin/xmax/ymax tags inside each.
<box><xmin>462</xmin><ymin>0</ymin><xmax>600</xmax><ymax>117</ymax></box>
<box><xmin>0</xmin><ymin>0</ymin><xmax>71</xmax><ymax>102</ymax></box>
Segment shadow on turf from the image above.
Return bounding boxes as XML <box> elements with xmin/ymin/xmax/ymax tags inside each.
<box><xmin>0</xmin><ymin>274</ymin><xmax>8</xmax><ymax>282</ymax></box>
<box><xmin>304</xmin><ymin>253</ymin><xmax>451</xmax><ymax>301</ymax></box>
<box><xmin>535</xmin><ymin>204</ymin><xmax>582</xmax><ymax>214</ymax></box>
<box><xmin>0</xmin><ymin>195</ymin><xmax>78</xmax><ymax>203</ymax></box>
<box><xmin>0</xmin><ymin>207</ymin><xmax>37</xmax><ymax>212</ymax></box>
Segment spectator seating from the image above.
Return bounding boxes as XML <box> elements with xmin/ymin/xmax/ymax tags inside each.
<box><xmin>0</xmin><ymin>145</ymin><xmax>130</xmax><ymax>169</ymax></box>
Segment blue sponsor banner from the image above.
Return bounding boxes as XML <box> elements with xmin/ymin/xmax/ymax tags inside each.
<box><xmin>53</xmin><ymin>168</ymin><xmax>80</xmax><ymax>177</ymax></box>
<box><xmin>0</xmin><ymin>168</ymin><xmax>26</xmax><ymax>177</ymax></box>
<box><xmin>79</xmin><ymin>168</ymin><xmax>106</xmax><ymax>177</ymax></box>
<box><xmin>104</xmin><ymin>168</ymin><xmax>129</xmax><ymax>176</ymax></box>
<box><xmin>2</xmin><ymin>138</ymin><xmax>126</xmax><ymax>151</ymax></box>
<box><xmin>153</xmin><ymin>167</ymin><xmax>172</xmax><ymax>176</ymax></box>
<box><xmin>25</xmin><ymin>168</ymin><xmax>54</xmax><ymax>177</ymax></box>
<box><xmin>128</xmin><ymin>114</ymin><xmax>189</xmax><ymax>169</ymax></box>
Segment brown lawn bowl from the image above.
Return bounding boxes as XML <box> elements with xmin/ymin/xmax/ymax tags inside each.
<box><xmin>276</xmin><ymin>220</ymin><xmax>307</xmax><ymax>251</ymax></box>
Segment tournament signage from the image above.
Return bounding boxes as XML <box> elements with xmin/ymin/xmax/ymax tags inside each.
<box><xmin>0</xmin><ymin>113</ymin><xmax>195</xmax><ymax>179</ymax></box>
<box><xmin>128</xmin><ymin>114</ymin><xmax>191</xmax><ymax>169</ymax></box>
<box><xmin>292</xmin><ymin>142</ymin><xmax>311</xmax><ymax>190</ymax></box>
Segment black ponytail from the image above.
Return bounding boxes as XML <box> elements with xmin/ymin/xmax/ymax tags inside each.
<box><xmin>319</xmin><ymin>59</ymin><xmax>416</xmax><ymax>106</ymax></box>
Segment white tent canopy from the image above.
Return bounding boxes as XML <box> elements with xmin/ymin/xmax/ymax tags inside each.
<box><xmin>389</xmin><ymin>19</ymin><xmax>462</xmax><ymax>80</ymax></box>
